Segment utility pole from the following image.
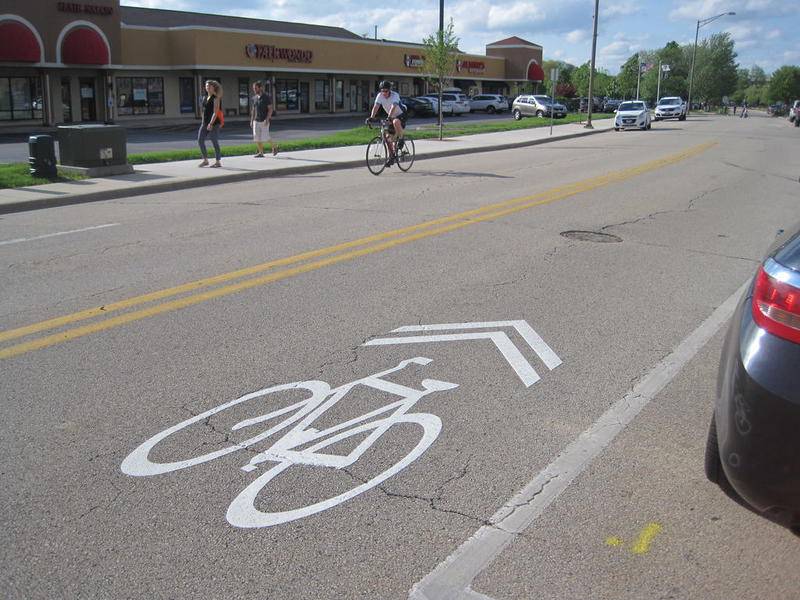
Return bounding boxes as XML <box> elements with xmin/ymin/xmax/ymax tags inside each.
<box><xmin>687</xmin><ymin>11</ymin><xmax>735</xmax><ymax>115</ymax></box>
<box><xmin>656</xmin><ymin>60</ymin><xmax>662</xmax><ymax>103</ymax></box>
<box><xmin>584</xmin><ymin>0</ymin><xmax>599</xmax><ymax>129</ymax></box>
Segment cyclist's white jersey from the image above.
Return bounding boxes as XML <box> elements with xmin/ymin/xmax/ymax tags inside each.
<box><xmin>374</xmin><ymin>90</ymin><xmax>403</xmax><ymax>118</ymax></box>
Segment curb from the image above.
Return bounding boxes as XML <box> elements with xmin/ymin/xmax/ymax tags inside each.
<box><xmin>0</xmin><ymin>126</ymin><xmax>611</xmax><ymax>214</ymax></box>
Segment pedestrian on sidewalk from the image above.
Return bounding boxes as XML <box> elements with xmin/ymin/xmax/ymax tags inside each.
<box><xmin>198</xmin><ymin>80</ymin><xmax>223</xmax><ymax>167</ymax></box>
<box><xmin>250</xmin><ymin>81</ymin><xmax>278</xmax><ymax>157</ymax></box>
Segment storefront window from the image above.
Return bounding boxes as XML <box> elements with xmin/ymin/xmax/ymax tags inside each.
<box><xmin>275</xmin><ymin>79</ymin><xmax>298</xmax><ymax>112</ymax></box>
<box><xmin>0</xmin><ymin>77</ymin><xmax>43</xmax><ymax>121</ymax></box>
<box><xmin>315</xmin><ymin>79</ymin><xmax>330</xmax><ymax>111</ymax></box>
<box><xmin>335</xmin><ymin>80</ymin><xmax>343</xmax><ymax>110</ymax></box>
<box><xmin>179</xmin><ymin>78</ymin><xmax>195</xmax><ymax>113</ymax></box>
<box><xmin>238</xmin><ymin>78</ymin><xmax>250</xmax><ymax>115</ymax></box>
<box><xmin>116</xmin><ymin>77</ymin><xmax>165</xmax><ymax>115</ymax></box>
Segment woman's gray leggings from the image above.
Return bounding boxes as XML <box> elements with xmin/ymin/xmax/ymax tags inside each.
<box><xmin>198</xmin><ymin>123</ymin><xmax>221</xmax><ymax>160</ymax></box>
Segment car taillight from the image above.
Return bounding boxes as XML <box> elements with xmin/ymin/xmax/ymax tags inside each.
<box><xmin>752</xmin><ymin>260</ymin><xmax>800</xmax><ymax>344</ymax></box>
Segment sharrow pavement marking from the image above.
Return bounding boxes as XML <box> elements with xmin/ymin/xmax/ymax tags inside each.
<box><xmin>365</xmin><ymin>320</ymin><xmax>562</xmax><ymax>387</ymax></box>
<box><xmin>0</xmin><ymin>223</ymin><xmax>119</xmax><ymax>246</ymax></box>
<box><xmin>408</xmin><ymin>281</ymin><xmax>747</xmax><ymax>600</ymax></box>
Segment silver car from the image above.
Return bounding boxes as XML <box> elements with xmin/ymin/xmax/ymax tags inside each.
<box><xmin>512</xmin><ymin>95</ymin><xmax>567</xmax><ymax>120</ymax></box>
<box><xmin>654</xmin><ymin>97</ymin><xmax>686</xmax><ymax>121</ymax></box>
<box><xmin>469</xmin><ymin>94</ymin><xmax>509</xmax><ymax>113</ymax></box>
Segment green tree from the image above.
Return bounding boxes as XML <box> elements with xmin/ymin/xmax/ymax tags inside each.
<box><xmin>420</xmin><ymin>19</ymin><xmax>460</xmax><ymax>139</ymax></box>
<box><xmin>617</xmin><ymin>54</ymin><xmax>640</xmax><ymax>99</ymax></box>
<box><xmin>768</xmin><ymin>65</ymin><xmax>800</xmax><ymax>103</ymax></box>
<box><xmin>692</xmin><ymin>32</ymin><xmax>738</xmax><ymax>104</ymax></box>
<box><xmin>749</xmin><ymin>65</ymin><xmax>768</xmax><ymax>87</ymax></box>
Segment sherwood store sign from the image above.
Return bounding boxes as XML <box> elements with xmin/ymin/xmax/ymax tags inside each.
<box><xmin>245</xmin><ymin>44</ymin><xmax>313</xmax><ymax>63</ymax></box>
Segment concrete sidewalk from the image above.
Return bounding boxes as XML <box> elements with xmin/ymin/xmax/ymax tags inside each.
<box><xmin>0</xmin><ymin>119</ymin><xmax>613</xmax><ymax>214</ymax></box>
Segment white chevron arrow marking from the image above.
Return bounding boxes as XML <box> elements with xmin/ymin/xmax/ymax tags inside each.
<box><xmin>363</xmin><ymin>320</ymin><xmax>561</xmax><ymax>387</ymax></box>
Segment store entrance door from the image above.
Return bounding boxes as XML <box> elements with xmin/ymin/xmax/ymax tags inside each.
<box><xmin>349</xmin><ymin>83</ymin><xmax>358</xmax><ymax>112</ymax></box>
<box><xmin>79</xmin><ymin>78</ymin><xmax>96</xmax><ymax>121</ymax></box>
<box><xmin>61</xmin><ymin>78</ymin><xmax>73</xmax><ymax>123</ymax></box>
<box><xmin>299</xmin><ymin>82</ymin><xmax>309</xmax><ymax>113</ymax></box>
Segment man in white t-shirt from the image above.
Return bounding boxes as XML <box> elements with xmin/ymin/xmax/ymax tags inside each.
<box><xmin>367</xmin><ymin>81</ymin><xmax>406</xmax><ymax>166</ymax></box>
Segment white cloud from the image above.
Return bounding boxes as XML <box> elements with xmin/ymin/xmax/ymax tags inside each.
<box><xmin>566</xmin><ymin>29</ymin><xmax>588</xmax><ymax>43</ymax></box>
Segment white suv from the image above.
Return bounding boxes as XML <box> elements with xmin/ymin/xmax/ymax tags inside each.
<box><xmin>469</xmin><ymin>94</ymin><xmax>509</xmax><ymax>113</ymax></box>
<box><xmin>440</xmin><ymin>93</ymin><xmax>471</xmax><ymax>116</ymax></box>
<box><xmin>654</xmin><ymin>97</ymin><xmax>687</xmax><ymax>121</ymax></box>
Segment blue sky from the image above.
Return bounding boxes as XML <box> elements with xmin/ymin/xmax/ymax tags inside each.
<box><xmin>123</xmin><ymin>0</ymin><xmax>799</xmax><ymax>75</ymax></box>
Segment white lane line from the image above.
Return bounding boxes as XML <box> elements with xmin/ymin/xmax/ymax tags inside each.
<box><xmin>409</xmin><ymin>282</ymin><xmax>748</xmax><ymax>600</ymax></box>
<box><xmin>0</xmin><ymin>223</ymin><xmax>119</xmax><ymax>246</ymax></box>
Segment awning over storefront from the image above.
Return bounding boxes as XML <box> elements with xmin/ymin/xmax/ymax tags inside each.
<box><xmin>527</xmin><ymin>62</ymin><xmax>545</xmax><ymax>82</ymax></box>
<box><xmin>454</xmin><ymin>79</ymin><xmax>477</xmax><ymax>89</ymax></box>
<box><xmin>61</xmin><ymin>27</ymin><xmax>109</xmax><ymax>65</ymax></box>
<box><xmin>0</xmin><ymin>20</ymin><xmax>41</xmax><ymax>63</ymax></box>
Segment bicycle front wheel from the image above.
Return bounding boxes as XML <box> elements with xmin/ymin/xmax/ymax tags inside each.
<box><xmin>396</xmin><ymin>137</ymin><xmax>416</xmax><ymax>172</ymax></box>
<box><xmin>366</xmin><ymin>136</ymin><xmax>388</xmax><ymax>175</ymax></box>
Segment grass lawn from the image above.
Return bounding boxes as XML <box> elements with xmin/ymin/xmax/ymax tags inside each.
<box><xmin>127</xmin><ymin>113</ymin><xmax>613</xmax><ymax>165</ymax></box>
<box><xmin>0</xmin><ymin>113</ymin><xmax>612</xmax><ymax>187</ymax></box>
<box><xmin>0</xmin><ymin>163</ymin><xmax>88</xmax><ymax>190</ymax></box>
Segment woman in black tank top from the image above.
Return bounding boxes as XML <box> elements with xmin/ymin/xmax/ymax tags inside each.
<box><xmin>198</xmin><ymin>80</ymin><xmax>222</xmax><ymax>167</ymax></box>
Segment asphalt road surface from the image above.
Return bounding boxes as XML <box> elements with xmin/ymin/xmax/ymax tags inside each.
<box><xmin>2</xmin><ymin>114</ymin><xmax>799</xmax><ymax>600</ymax></box>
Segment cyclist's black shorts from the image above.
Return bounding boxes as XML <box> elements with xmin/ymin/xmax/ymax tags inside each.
<box><xmin>386</xmin><ymin>111</ymin><xmax>407</xmax><ymax>134</ymax></box>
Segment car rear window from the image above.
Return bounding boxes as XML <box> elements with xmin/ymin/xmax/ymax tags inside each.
<box><xmin>774</xmin><ymin>227</ymin><xmax>800</xmax><ymax>271</ymax></box>
<box><xmin>456</xmin><ymin>95</ymin><xmax>468</xmax><ymax>101</ymax></box>
<box><xmin>442</xmin><ymin>94</ymin><xmax>455</xmax><ymax>100</ymax></box>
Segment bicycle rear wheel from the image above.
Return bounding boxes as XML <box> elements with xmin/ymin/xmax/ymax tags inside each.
<box><xmin>366</xmin><ymin>136</ymin><xmax>388</xmax><ymax>175</ymax></box>
<box><xmin>396</xmin><ymin>137</ymin><xmax>415</xmax><ymax>172</ymax></box>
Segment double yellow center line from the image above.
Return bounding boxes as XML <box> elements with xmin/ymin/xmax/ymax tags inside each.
<box><xmin>0</xmin><ymin>141</ymin><xmax>716</xmax><ymax>360</ymax></box>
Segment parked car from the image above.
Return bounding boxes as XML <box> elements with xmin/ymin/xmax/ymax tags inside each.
<box><xmin>439</xmin><ymin>93</ymin><xmax>471</xmax><ymax>115</ymax></box>
<box><xmin>654</xmin><ymin>96</ymin><xmax>687</xmax><ymax>121</ymax></box>
<box><xmin>602</xmin><ymin>98</ymin><xmax>621</xmax><ymax>112</ymax></box>
<box><xmin>400</xmin><ymin>96</ymin><xmax>434</xmax><ymax>118</ymax></box>
<box><xmin>469</xmin><ymin>94</ymin><xmax>509</xmax><ymax>113</ymax></box>
<box><xmin>614</xmin><ymin>100</ymin><xmax>651</xmax><ymax>130</ymax></box>
<box><xmin>790</xmin><ymin>100</ymin><xmax>800</xmax><ymax>126</ymax></box>
<box><xmin>705</xmin><ymin>221</ymin><xmax>800</xmax><ymax>535</ymax></box>
<box><xmin>578</xmin><ymin>96</ymin><xmax>603</xmax><ymax>112</ymax></box>
<box><xmin>416</xmin><ymin>95</ymin><xmax>440</xmax><ymax>114</ymax></box>
<box><xmin>511</xmin><ymin>95</ymin><xmax>567</xmax><ymax>120</ymax></box>
<box><xmin>767</xmin><ymin>103</ymin><xmax>787</xmax><ymax>117</ymax></box>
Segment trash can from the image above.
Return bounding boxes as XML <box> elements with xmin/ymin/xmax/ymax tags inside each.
<box><xmin>28</xmin><ymin>135</ymin><xmax>57</xmax><ymax>179</ymax></box>
<box><xmin>58</xmin><ymin>124</ymin><xmax>127</xmax><ymax>168</ymax></box>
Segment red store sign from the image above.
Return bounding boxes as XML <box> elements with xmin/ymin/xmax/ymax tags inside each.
<box><xmin>245</xmin><ymin>44</ymin><xmax>313</xmax><ymax>63</ymax></box>
<box><xmin>456</xmin><ymin>59</ymin><xmax>485</xmax><ymax>74</ymax></box>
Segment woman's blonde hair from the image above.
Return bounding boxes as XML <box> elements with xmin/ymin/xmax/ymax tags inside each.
<box><xmin>205</xmin><ymin>80</ymin><xmax>223</xmax><ymax>98</ymax></box>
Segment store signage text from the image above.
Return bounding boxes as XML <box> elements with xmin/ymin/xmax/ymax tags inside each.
<box><xmin>245</xmin><ymin>44</ymin><xmax>313</xmax><ymax>63</ymax></box>
<box><xmin>456</xmin><ymin>60</ymin><xmax>485</xmax><ymax>74</ymax></box>
<box><xmin>404</xmin><ymin>54</ymin><xmax>424</xmax><ymax>68</ymax></box>
<box><xmin>57</xmin><ymin>2</ymin><xmax>113</xmax><ymax>15</ymax></box>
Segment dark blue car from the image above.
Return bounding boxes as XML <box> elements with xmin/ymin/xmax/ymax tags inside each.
<box><xmin>706</xmin><ymin>222</ymin><xmax>800</xmax><ymax>535</ymax></box>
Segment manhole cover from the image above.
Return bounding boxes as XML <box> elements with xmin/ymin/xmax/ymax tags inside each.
<box><xmin>560</xmin><ymin>230</ymin><xmax>623</xmax><ymax>243</ymax></box>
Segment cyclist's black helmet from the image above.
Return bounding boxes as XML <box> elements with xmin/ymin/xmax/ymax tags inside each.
<box><xmin>379</xmin><ymin>80</ymin><xmax>391</xmax><ymax>91</ymax></box>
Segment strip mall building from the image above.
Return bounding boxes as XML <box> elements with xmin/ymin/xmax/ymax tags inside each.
<box><xmin>0</xmin><ymin>0</ymin><xmax>546</xmax><ymax>130</ymax></box>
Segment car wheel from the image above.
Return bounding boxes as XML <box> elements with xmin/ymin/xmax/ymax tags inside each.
<box><xmin>647</xmin><ymin>123</ymin><xmax>652</xmax><ymax>130</ymax></box>
<box><xmin>535</xmin><ymin>110</ymin><xmax>544</xmax><ymax>118</ymax></box>
<box><xmin>614</xmin><ymin>127</ymin><xmax>619</xmax><ymax>131</ymax></box>
<box><xmin>679</xmin><ymin>114</ymin><xmax>686</xmax><ymax>121</ymax></box>
<box><xmin>406</xmin><ymin>108</ymin><xmax>416</xmax><ymax>118</ymax></box>
<box><xmin>487</xmin><ymin>105</ymin><xmax>496</xmax><ymax>114</ymax></box>
<box><xmin>513</xmin><ymin>109</ymin><xmax>522</xmax><ymax>121</ymax></box>
<box><xmin>704</xmin><ymin>416</ymin><xmax>725</xmax><ymax>484</ymax></box>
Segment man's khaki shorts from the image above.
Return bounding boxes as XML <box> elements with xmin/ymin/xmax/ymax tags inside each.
<box><xmin>253</xmin><ymin>120</ymin><xmax>271</xmax><ymax>142</ymax></box>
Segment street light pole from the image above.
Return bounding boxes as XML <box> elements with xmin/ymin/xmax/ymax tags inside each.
<box><xmin>584</xmin><ymin>0</ymin><xmax>600</xmax><ymax>129</ymax></box>
<box><xmin>686</xmin><ymin>11</ymin><xmax>735</xmax><ymax>116</ymax></box>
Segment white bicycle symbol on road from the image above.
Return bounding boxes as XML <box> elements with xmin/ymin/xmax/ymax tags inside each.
<box><xmin>122</xmin><ymin>357</ymin><xmax>458</xmax><ymax>528</ymax></box>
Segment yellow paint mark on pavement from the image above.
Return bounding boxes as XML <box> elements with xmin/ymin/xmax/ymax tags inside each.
<box><xmin>0</xmin><ymin>141</ymin><xmax>717</xmax><ymax>359</ymax></box>
<box><xmin>605</xmin><ymin>536</ymin><xmax>624</xmax><ymax>547</ymax></box>
<box><xmin>631</xmin><ymin>522</ymin><xmax>663</xmax><ymax>555</ymax></box>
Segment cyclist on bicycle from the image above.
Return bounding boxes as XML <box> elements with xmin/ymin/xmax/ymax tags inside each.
<box><xmin>366</xmin><ymin>81</ymin><xmax>407</xmax><ymax>167</ymax></box>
